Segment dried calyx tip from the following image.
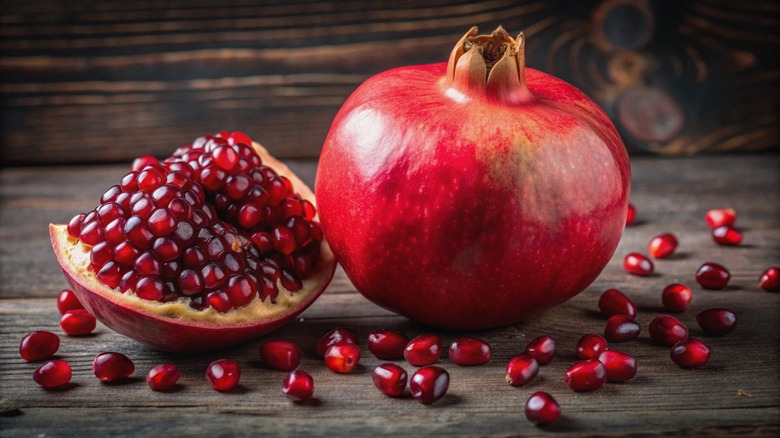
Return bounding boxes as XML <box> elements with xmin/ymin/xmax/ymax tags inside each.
<box><xmin>463</xmin><ymin>26</ymin><xmax>522</xmax><ymax>77</ymax></box>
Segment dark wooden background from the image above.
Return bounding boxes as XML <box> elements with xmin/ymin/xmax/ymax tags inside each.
<box><xmin>1</xmin><ymin>0</ymin><xmax>778</xmax><ymax>166</ymax></box>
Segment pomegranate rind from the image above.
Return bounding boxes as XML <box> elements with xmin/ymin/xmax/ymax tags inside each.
<box><xmin>49</xmin><ymin>143</ymin><xmax>336</xmax><ymax>352</ymax></box>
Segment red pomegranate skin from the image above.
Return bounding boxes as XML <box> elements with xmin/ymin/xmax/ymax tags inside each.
<box><xmin>316</xmin><ymin>28</ymin><xmax>630</xmax><ymax>329</ymax></box>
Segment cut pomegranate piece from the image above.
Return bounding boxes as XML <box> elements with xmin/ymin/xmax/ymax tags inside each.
<box><xmin>564</xmin><ymin>359</ymin><xmax>606</xmax><ymax>391</ymax></box>
<box><xmin>525</xmin><ymin>391</ymin><xmax>560</xmax><ymax>426</ymax></box>
<box><xmin>206</xmin><ymin>359</ymin><xmax>241</xmax><ymax>391</ymax></box>
<box><xmin>705</xmin><ymin>208</ymin><xmax>736</xmax><ymax>228</ymax></box>
<box><xmin>623</xmin><ymin>253</ymin><xmax>654</xmax><ymax>276</ymax></box>
<box><xmin>146</xmin><ymin>364</ymin><xmax>180</xmax><ymax>391</ymax></box>
<box><xmin>696</xmin><ymin>308</ymin><xmax>737</xmax><ymax>336</ymax></box>
<box><xmin>670</xmin><ymin>339</ymin><xmax>710</xmax><ymax>368</ymax></box>
<box><xmin>57</xmin><ymin>289</ymin><xmax>85</xmax><ymax>314</ymax></box>
<box><xmin>316</xmin><ymin>327</ymin><xmax>358</xmax><ymax>357</ymax></box>
<box><xmin>695</xmin><ymin>262</ymin><xmax>730</xmax><ymax>290</ymax></box>
<box><xmin>712</xmin><ymin>226</ymin><xmax>742</xmax><ymax>246</ymax></box>
<box><xmin>626</xmin><ymin>203</ymin><xmax>636</xmax><ymax>226</ymax></box>
<box><xmin>259</xmin><ymin>340</ymin><xmax>301</xmax><ymax>371</ymax></box>
<box><xmin>661</xmin><ymin>283</ymin><xmax>692</xmax><ymax>312</ymax></box>
<box><xmin>19</xmin><ymin>331</ymin><xmax>60</xmax><ymax>362</ymax></box>
<box><xmin>324</xmin><ymin>343</ymin><xmax>361</xmax><ymax>374</ymax></box>
<box><xmin>575</xmin><ymin>334</ymin><xmax>608</xmax><ymax>360</ymax></box>
<box><xmin>649</xmin><ymin>315</ymin><xmax>689</xmax><ymax>346</ymax></box>
<box><xmin>598</xmin><ymin>288</ymin><xmax>637</xmax><ymax>319</ymax></box>
<box><xmin>505</xmin><ymin>354</ymin><xmax>539</xmax><ymax>386</ymax></box>
<box><xmin>759</xmin><ymin>267</ymin><xmax>780</xmax><ymax>292</ymax></box>
<box><xmin>448</xmin><ymin>337</ymin><xmax>491</xmax><ymax>366</ymax></box>
<box><xmin>367</xmin><ymin>329</ymin><xmax>409</xmax><ymax>360</ymax></box>
<box><xmin>597</xmin><ymin>350</ymin><xmax>637</xmax><ymax>382</ymax></box>
<box><xmin>604</xmin><ymin>315</ymin><xmax>641</xmax><ymax>342</ymax></box>
<box><xmin>372</xmin><ymin>363</ymin><xmax>408</xmax><ymax>397</ymax></box>
<box><xmin>60</xmin><ymin>309</ymin><xmax>96</xmax><ymax>335</ymax></box>
<box><xmin>93</xmin><ymin>352</ymin><xmax>135</xmax><ymax>382</ymax></box>
<box><xmin>404</xmin><ymin>334</ymin><xmax>442</xmax><ymax>366</ymax></box>
<box><xmin>33</xmin><ymin>360</ymin><xmax>72</xmax><ymax>388</ymax></box>
<box><xmin>409</xmin><ymin>366</ymin><xmax>449</xmax><ymax>404</ymax></box>
<box><xmin>282</xmin><ymin>370</ymin><xmax>314</xmax><ymax>402</ymax></box>
<box><xmin>648</xmin><ymin>233</ymin><xmax>678</xmax><ymax>259</ymax></box>
<box><xmin>524</xmin><ymin>335</ymin><xmax>556</xmax><ymax>365</ymax></box>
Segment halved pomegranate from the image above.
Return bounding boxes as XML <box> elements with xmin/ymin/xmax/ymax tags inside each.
<box><xmin>50</xmin><ymin>133</ymin><xmax>336</xmax><ymax>352</ymax></box>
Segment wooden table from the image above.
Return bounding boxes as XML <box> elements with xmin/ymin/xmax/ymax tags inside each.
<box><xmin>1</xmin><ymin>154</ymin><xmax>778</xmax><ymax>436</ymax></box>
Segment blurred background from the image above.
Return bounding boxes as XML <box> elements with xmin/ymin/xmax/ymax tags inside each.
<box><xmin>1</xmin><ymin>0</ymin><xmax>778</xmax><ymax>166</ymax></box>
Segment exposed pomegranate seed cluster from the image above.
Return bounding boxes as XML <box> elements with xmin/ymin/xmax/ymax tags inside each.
<box><xmin>65</xmin><ymin>132</ymin><xmax>323</xmax><ymax>312</ymax></box>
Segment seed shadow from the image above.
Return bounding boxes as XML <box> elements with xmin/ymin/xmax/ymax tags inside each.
<box><xmin>662</xmin><ymin>252</ymin><xmax>691</xmax><ymax>260</ymax></box>
<box><xmin>581</xmin><ymin>309</ymin><xmax>606</xmax><ymax>321</ymax></box>
<box><xmin>533</xmin><ymin>414</ymin><xmax>580</xmax><ymax>432</ymax></box>
<box><xmin>100</xmin><ymin>377</ymin><xmax>143</xmax><ymax>386</ymax></box>
<box><xmin>43</xmin><ymin>382</ymin><xmax>80</xmax><ymax>392</ymax></box>
<box><xmin>152</xmin><ymin>383</ymin><xmax>185</xmax><ymax>393</ymax></box>
<box><xmin>292</xmin><ymin>397</ymin><xmax>322</xmax><ymax>407</ymax></box>
<box><xmin>428</xmin><ymin>393</ymin><xmax>462</xmax><ymax>407</ymax></box>
<box><xmin>637</xmin><ymin>305</ymin><xmax>669</xmax><ymax>313</ymax></box>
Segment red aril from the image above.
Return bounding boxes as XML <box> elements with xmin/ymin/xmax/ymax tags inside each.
<box><xmin>57</xmin><ymin>289</ymin><xmax>84</xmax><ymax>314</ymax></box>
<box><xmin>367</xmin><ymin>329</ymin><xmax>409</xmax><ymax>360</ymax></box>
<box><xmin>524</xmin><ymin>335</ymin><xmax>556</xmax><ymax>365</ymax></box>
<box><xmin>626</xmin><ymin>203</ymin><xmax>636</xmax><ymax>226</ymax></box>
<box><xmin>598</xmin><ymin>288</ymin><xmax>637</xmax><ymax>319</ymax></box>
<box><xmin>93</xmin><ymin>352</ymin><xmax>135</xmax><ymax>382</ymax></box>
<box><xmin>132</xmin><ymin>156</ymin><xmax>159</xmax><ymax>172</ymax></box>
<box><xmin>525</xmin><ymin>391</ymin><xmax>560</xmax><ymax>426</ymax></box>
<box><xmin>316</xmin><ymin>327</ymin><xmax>358</xmax><ymax>357</ymax></box>
<box><xmin>146</xmin><ymin>364</ymin><xmax>180</xmax><ymax>391</ymax></box>
<box><xmin>316</xmin><ymin>27</ymin><xmax>630</xmax><ymax>330</ymax></box>
<box><xmin>60</xmin><ymin>309</ymin><xmax>96</xmax><ymax>335</ymax></box>
<box><xmin>282</xmin><ymin>370</ymin><xmax>314</xmax><ymax>401</ymax></box>
<box><xmin>259</xmin><ymin>340</ymin><xmax>301</xmax><ymax>371</ymax></box>
<box><xmin>324</xmin><ymin>343</ymin><xmax>361</xmax><ymax>374</ymax></box>
<box><xmin>760</xmin><ymin>267</ymin><xmax>780</xmax><ymax>292</ymax></box>
<box><xmin>661</xmin><ymin>283</ymin><xmax>692</xmax><ymax>312</ymax></box>
<box><xmin>448</xmin><ymin>337</ymin><xmax>491</xmax><ymax>365</ymax></box>
<box><xmin>695</xmin><ymin>262</ymin><xmax>730</xmax><ymax>290</ymax></box>
<box><xmin>649</xmin><ymin>315</ymin><xmax>689</xmax><ymax>346</ymax></box>
<box><xmin>648</xmin><ymin>233</ymin><xmax>678</xmax><ymax>258</ymax></box>
<box><xmin>705</xmin><ymin>208</ymin><xmax>736</xmax><ymax>228</ymax></box>
<box><xmin>623</xmin><ymin>253</ymin><xmax>654</xmax><ymax>276</ymax></box>
<box><xmin>597</xmin><ymin>350</ymin><xmax>637</xmax><ymax>382</ymax></box>
<box><xmin>33</xmin><ymin>360</ymin><xmax>72</xmax><ymax>388</ymax></box>
<box><xmin>409</xmin><ymin>366</ymin><xmax>450</xmax><ymax>404</ymax></box>
<box><xmin>576</xmin><ymin>334</ymin><xmax>608</xmax><ymax>360</ymax></box>
<box><xmin>505</xmin><ymin>354</ymin><xmax>539</xmax><ymax>386</ymax></box>
<box><xmin>604</xmin><ymin>315</ymin><xmax>641</xmax><ymax>342</ymax></box>
<box><xmin>696</xmin><ymin>308</ymin><xmax>737</xmax><ymax>336</ymax></box>
<box><xmin>404</xmin><ymin>334</ymin><xmax>442</xmax><ymax>366</ymax></box>
<box><xmin>372</xmin><ymin>363</ymin><xmax>408</xmax><ymax>397</ymax></box>
<box><xmin>206</xmin><ymin>359</ymin><xmax>241</xmax><ymax>391</ymax></box>
<box><xmin>564</xmin><ymin>359</ymin><xmax>606</xmax><ymax>391</ymax></box>
<box><xmin>19</xmin><ymin>331</ymin><xmax>60</xmax><ymax>362</ymax></box>
<box><xmin>712</xmin><ymin>226</ymin><xmax>742</xmax><ymax>246</ymax></box>
<box><xmin>670</xmin><ymin>339</ymin><xmax>710</xmax><ymax>368</ymax></box>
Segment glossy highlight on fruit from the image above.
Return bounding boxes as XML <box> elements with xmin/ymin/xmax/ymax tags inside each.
<box><xmin>505</xmin><ymin>354</ymin><xmax>539</xmax><ymax>386</ymax></box>
<box><xmin>317</xmin><ymin>327</ymin><xmax>358</xmax><ymax>357</ymax></box>
<box><xmin>576</xmin><ymin>334</ymin><xmax>608</xmax><ymax>360</ymax></box>
<box><xmin>649</xmin><ymin>315</ymin><xmax>689</xmax><ymax>346</ymax></box>
<box><xmin>206</xmin><ymin>359</ymin><xmax>240</xmax><ymax>391</ymax></box>
<box><xmin>282</xmin><ymin>370</ymin><xmax>314</xmax><ymax>401</ymax></box>
<box><xmin>598</xmin><ymin>288</ymin><xmax>637</xmax><ymax>319</ymax></box>
<box><xmin>404</xmin><ymin>334</ymin><xmax>442</xmax><ymax>366</ymax></box>
<box><xmin>564</xmin><ymin>359</ymin><xmax>606</xmax><ymax>391</ymax></box>
<box><xmin>57</xmin><ymin>289</ymin><xmax>85</xmax><ymax>314</ymax></box>
<box><xmin>409</xmin><ymin>366</ymin><xmax>450</xmax><ymax>404</ymax></box>
<box><xmin>705</xmin><ymin>208</ymin><xmax>736</xmax><ymax>228</ymax></box>
<box><xmin>661</xmin><ymin>283</ymin><xmax>692</xmax><ymax>312</ymax></box>
<box><xmin>712</xmin><ymin>226</ymin><xmax>742</xmax><ymax>246</ymax></box>
<box><xmin>315</xmin><ymin>26</ymin><xmax>630</xmax><ymax>330</ymax></box>
<box><xmin>60</xmin><ymin>309</ymin><xmax>96</xmax><ymax>335</ymax></box>
<box><xmin>525</xmin><ymin>391</ymin><xmax>560</xmax><ymax>426</ymax></box>
<box><xmin>93</xmin><ymin>352</ymin><xmax>135</xmax><ymax>382</ymax></box>
<box><xmin>33</xmin><ymin>360</ymin><xmax>72</xmax><ymax>388</ymax></box>
<box><xmin>695</xmin><ymin>262</ymin><xmax>730</xmax><ymax>290</ymax></box>
<box><xmin>324</xmin><ymin>343</ymin><xmax>361</xmax><ymax>374</ymax></box>
<box><xmin>448</xmin><ymin>337</ymin><xmax>491</xmax><ymax>365</ymax></box>
<box><xmin>597</xmin><ymin>350</ymin><xmax>637</xmax><ymax>382</ymax></box>
<box><xmin>524</xmin><ymin>335</ymin><xmax>556</xmax><ymax>365</ymax></box>
<box><xmin>604</xmin><ymin>315</ymin><xmax>641</xmax><ymax>343</ymax></box>
<box><xmin>19</xmin><ymin>331</ymin><xmax>60</xmax><ymax>362</ymax></box>
<box><xmin>760</xmin><ymin>267</ymin><xmax>780</xmax><ymax>292</ymax></box>
<box><xmin>696</xmin><ymin>308</ymin><xmax>737</xmax><ymax>336</ymax></box>
<box><xmin>670</xmin><ymin>339</ymin><xmax>710</xmax><ymax>368</ymax></box>
<box><xmin>260</xmin><ymin>340</ymin><xmax>301</xmax><ymax>371</ymax></box>
<box><xmin>146</xmin><ymin>363</ymin><xmax>180</xmax><ymax>391</ymax></box>
<box><xmin>372</xmin><ymin>363</ymin><xmax>408</xmax><ymax>397</ymax></box>
<box><xmin>648</xmin><ymin>233</ymin><xmax>678</xmax><ymax>258</ymax></box>
<box><xmin>623</xmin><ymin>253</ymin><xmax>654</xmax><ymax>276</ymax></box>
<box><xmin>367</xmin><ymin>329</ymin><xmax>409</xmax><ymax>360</ymax></box>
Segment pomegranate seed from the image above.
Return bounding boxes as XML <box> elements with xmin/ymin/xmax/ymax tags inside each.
<box><xmin>624</xmin><ymin>252</ymin><xmax>654</xmax><ymax>276</ymax></box>
<box><xmin>367</xmin><ymin>329</ymin><xmax>409</xmax><ymax>360</ymax></box>
<box><xmin>505</xmin><ymin>354</ymin><xmax>539</xmax><ymax>386</ymax></box>
<box><xmin>372</xmin><ymin>363</ymin><xmax>408</xmax><ymax>397</ymax></box>
<box><xmin>696</xmin><ymin>308</ymin><xmax>737</xmax><ymax>336</ymax></box>
<box><xmin>131</xmin><ymin>155</ymin><xmax>159</xmax><ymax>171</ymax></box>
<box><xmin>648</xmin><ymin>233</ymin><xmax>678</xmax><ymax>258</ymax></box>
<box><xmin>712</xmin><ymin>226</ymin><xmax>742</xmax><ymax>246</ymax></box>
<box><xmin>260</xmin><ymin>340</ymin><xmax>301</xmax><ymax>371</ymax></box>
<box><xmin>60</xmin><ymin>309</ymin><xmax>96</xmax><ymax>335</ymax></box>
<box><xmin>33</xmin><ymin>360</ymin><xmax>72</xmax><ymax>388</ymax></box>
<box><xmin>524</xmin><ymin>335</ymin><xmax>556</xmax><ymax>365</ymax></box>
<box><xmin>695</xmin><ymin>262</ymin><xmax>730</xmax><ymax>290</ymax></box>
<box><xmin>661</xmin><ymin>283</ymin><xmax>692</xmax><ymax>312</ymax></box>
<box><xmin>626</xmin><ymin>203</ymin><xmax>636</xmax><ymax>225</ymax></box>
<box><xmin>525</xmin><ymin>391</ymin><xmax>560</xmax><ymax>426</ymax></box>
<box><xmin>759</xmin><ymin>267</ymin><xmax>780</xmax><ymax>292</ymax></box>
<box><xmin>146</xmin><ymin>364</ymin><xmax>180</xmax><ymax>391</ymax></box>
<box><xmin>705</xmin><ymin>208</ymin><xmax>736</xmax><ymax>228</ymax></box>
<box><xmin>404</xmin><ymin>334</ymin><xmax>442</xmax><ymax>366</ymax></box>
<box><xmin>670</xmin><ymin>339</ymin><xmax>710</xmax><ymax>368</ymax></box>
<box><xmin>598</xmin><ymin>288</ymin><xmax>637</xmax><ymax>319</ymax></box>
<box><xmin>57</xmin><ymin>289</ymin><xmax>84</xmax><ymax>314</ymax></box>
<box><xmin>281</xmin><ymin>370</ymin><xmax>314</xmax><ymax>402</ymax></box>
<box><xmin>324</xmin><ymin>343</ymin><xmax>361</xmax><ymax>374</ymax></box>
<box><xmin>575</xmin><ymin>334</ymin><xmax>608</xmax><ymax>360</ymax></box>
<box><xmin>19</xmin><ymin>331</ymin><xmax>60</xmax><ymax>362</ymax></box>
<box><xmin>597</xmin><ymin>350</ymin><xmax>637</xmax><ymax>382</ymax></box>
<box><xmin>206</xmin><ymin>359</ymin><xmax>241</xmax><ymax>391</ymax></box>
<box><xmin>93</xmin><ymin>352</ymin><xmax>135</xmax><ymax>381</ymax></box>
<box><xmin>564</xmin><ymin>359</ymin><xmax>607</xmax><ymax>391</ymax></box>
<box><xmin>449</xmin><ymin>337</ymin><xmax>491</xmax><ymax>366</ymax></box>
<box><xmin>316</xmin><ymin>327</ymin><xmax>358</xmax><ymax>357</ymax></box>
<box><xmin>409</xmin><ymin>366</ymin><xmax>449</xmax><ymax>404</ymax></box>
<box><xmin>67</xmin><ymin>213</ymin><xmax>86</xmax><ymax>238</ymax></box>
<box><xmin>604</xmin><ymin>315</ymin><xmax>641</xmax><ymax>342</ymax></box>
<box><xmin>649</xmin><ymin>315</ymin><xmax>689</xmax><ymax>346</ymax></box>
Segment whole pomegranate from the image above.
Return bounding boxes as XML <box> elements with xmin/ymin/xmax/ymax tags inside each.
<box><xmin>316</xmin><ymin>27</ymin><xmax>629</xmax><ymax>329</ymax></box>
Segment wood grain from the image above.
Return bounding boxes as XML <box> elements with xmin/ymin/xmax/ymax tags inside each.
<box><xmin>0</xmin><ymin>155</ymin><xmax>778</xmax><ymax>436</ymax></box>
<box><xmin>1</xmin><ymin>0</ymin><xmax>778</xmax><ymax>165</ymax></box>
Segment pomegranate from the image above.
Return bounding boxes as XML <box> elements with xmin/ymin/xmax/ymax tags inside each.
<box><xmin>316</xmin><ymin>327</ymin><xmax>358</xmax><ymax>357</ymax></box>
<box><xmin>648</xmin><ymin>233</ymin><xmax>678</xmax><ymax>259</ymax></box>
<box><xmin>670</xmin><ymin>339</ymin><xmax>710</xmax><ymax>368</ymax></box>
<box><xmin>33</xmin><ymin>360</ymin><xmax>72</xmax><ymax>388</ymax></box>
<box><xmin>696</xmin><ymin>308</ymin><xmax>737</xmax><ymax>336</ymax></box>
<box><xmin>60</xmin><ymin>309</ymin><xmax>96</xmax><ymax>335</ymax></box>
<box><xmin>50</xmin><ymin>132</ymin><xmax>336</xmax><ymax>352</ymax></box>
<box><xmin>324</xmin><ymin>343</ymin><xmax>361</xmax><ymax>374</ymax></box>
<box><xmin>93</xmin><ymin>352</ymin><xmax>135</xmax><ymax>382</ymax></box>
<box><xmin>695</xmin><ymin>262</ymin><xmax>730</xmax><ymax>290</ymax></box>
<box><xmin>760</xmin><ymin>267</ymin><xmax>780</xmax><ymax>292</ymax></box>
<box><xmin>206</xmin><ymin>359</ymin><xmax>241</xmax><ymax>391</ymax></box>
<box><xmin>575</xmin><ymin>334</ymin><xmax>608</xmax><ymax>360</ymax></box>
<box><xmin>448</xmin><ymin>337</ymin><xmax>491</xmax><ymax>365</ymax></box>
<box><xmin>598</xmin><ymin>288</ymin><xmax>637</xmax><ymax>319</ymax></box>
<box><xmin>57</xmin><ymin>289</ymin><xmax>85</xmax><ymax>314</ymax></box>
<box><xmin>524</xmin><ymin>391</ymin><xmax>560</xmax><ymax>426</ymax></box>
<box><xmin>505</xmin><ymin>354</ymin><xmax>539</xmax><ymax>386</ymax></box>
<box><xmin>282</xmin><ymin>370</ymin><xmax>314</xmax><ymax>401</ymax></box>
<box><xmin>626</xmin><ymin>203</ymin><xmax>636</xmax><ymax>226</ymax></box>
<box><xmin>404</xmin><ymin>334</ymin><xmax>442</xmax><ymax>366</ymax></box>
<box><xmin>712</xmin><ymin>226</ymin><xmax>742</xmax><ymax>246</ymax></box>
<box><xmin>372</xmin><ymin>363</ymin><xmax>408</xmax><ymax>397</ymax></box>
<box><xmin>409</xmin><ymin>366</ymin><xmax>450</xmax><ymax>404</ymax></box>
<box><xmin>648</xmin><ymin>315</ymin><xmax>689</xmax><ymax>346</ymax></box>
<box><xmin>146</xmin><ymin>363</ymin><xmax>180</xmax><ymax>391</ymax></box>
<box><xmin>524</xmin><ymin>335</ymin><xmax>557</xmax><ymax>365</ymax></box>
<box><xmin>623</xmin><ymin>252</ymin><xmax>654</xmax><ymax>276</ymax></box>
<box><xmin>597</xmin><ymin>350</ymin><xmax>637</xmax><ymax>382</ymax></box>
<box><xmin>604</xmin><ymin>315</ymin><xmax>641</xmax><ymax>343</ymax></box>
<box><xmin>367</xmin><ymin>329</ymin><xmax>409</xmax><ymax>360</ymax></box>
<box><xmin>705</xmin><ymin>208</ymin><xmax>736</xmax><ymax>228</ymax></box>
<box><xmin>315</xmin><ymin>26</ymin><xmax>630</xmax><ymax>329</ymax></box>
<box><xmin>661</xmin><ymin>283</ymin><xmax>692</xmax><ymax>312</ymax></box>
<box><xmin>564</xmin><ymin>359</ymin><xmax>606</xmax><ymax>391</ymax></box>
<box><xmin>259</xmin><ymin>340</ymin><xmax>301</xmax><ymax>371</ymax></box>
<box><xmin>19</xmin><ymin>331</ymin><xmax>60</xmax><ymax>362</ymax></box>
